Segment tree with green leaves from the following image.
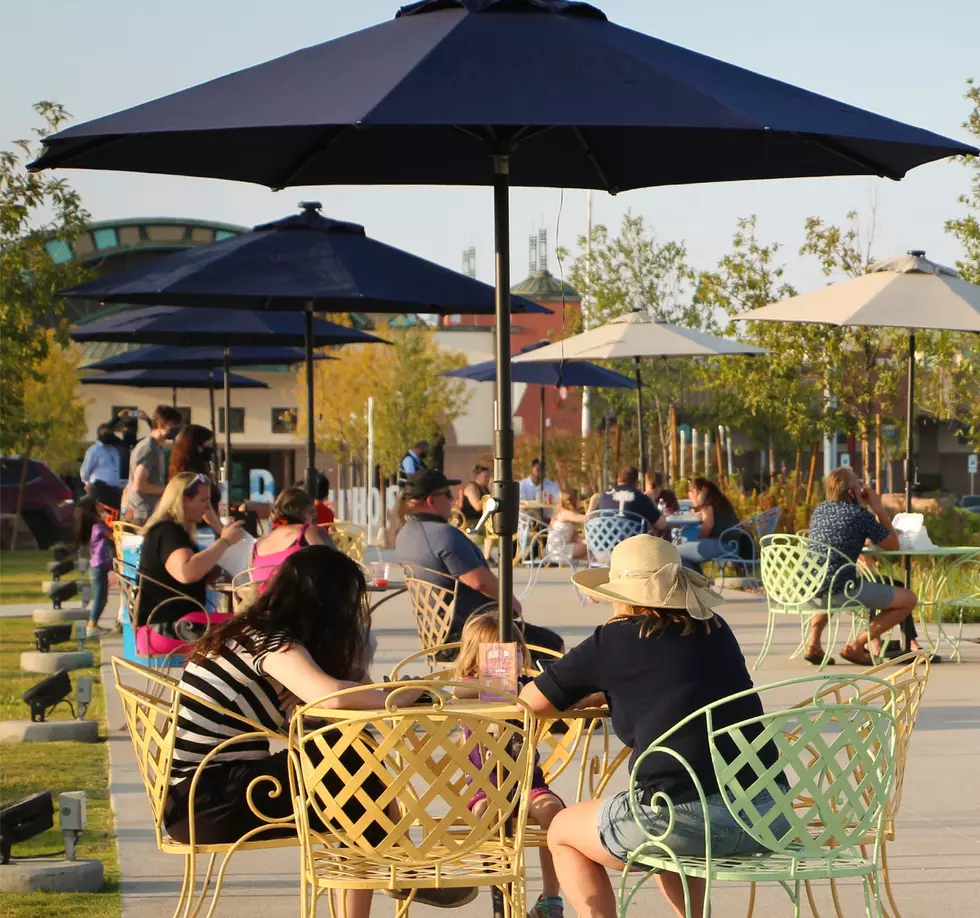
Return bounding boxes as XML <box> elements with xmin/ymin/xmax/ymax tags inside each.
<box><xmin>945</xmin><ymin>78</ymin><xmax>980</xmax><ymax>284</ymax></box>
<box><xmin>694</xmin><ymin>216</ymin><xmax>837</xmax><ymax>492</ymax></box>
<box><xmin>566</xmin><ymin>211</ymin><xmax>706</xmax><ymax>471</ymax></box>
<box><xmin>2</xmin><ymin>102</ymin><xmax>91</xmax><ymax>454</ymax></box>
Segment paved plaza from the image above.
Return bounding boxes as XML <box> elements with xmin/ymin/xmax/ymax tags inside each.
<box><xmin>86</xmin><ymin>568</ymin><xmax>980</xmax><ymax>917</ymax></box>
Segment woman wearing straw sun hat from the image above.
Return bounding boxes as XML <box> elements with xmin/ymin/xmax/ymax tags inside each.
<box><xmin>520</xmin><ymin>535</ymin><xmax>788</xmax><ymax>918</ymax></box>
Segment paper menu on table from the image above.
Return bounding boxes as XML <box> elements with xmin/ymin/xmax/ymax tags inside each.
<box><xmin>478</xmin><ymin>642</ymin><xmax>520</xmax><ymax>702</ymax></box>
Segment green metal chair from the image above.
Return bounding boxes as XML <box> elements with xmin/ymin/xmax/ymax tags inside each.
<box><xmin>618</xmin><ymin>675</ymin><xmax>898</xmax><ymax>918</ymax></box>
<box><xmin>757</xmin><ymin>534</ymin><xmax>886</xmax><ymax>670</ymax></box>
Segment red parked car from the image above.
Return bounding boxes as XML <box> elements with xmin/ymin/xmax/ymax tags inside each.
<box><xmin>0</xmin><ymin>457</ymin><xmax>75</xmax><ymax>548</ymax></box>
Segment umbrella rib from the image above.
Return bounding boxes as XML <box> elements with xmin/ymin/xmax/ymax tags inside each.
<box><xmin>796</xmin><ymin>133</ymin><xmax>904</xmax><ymax>181</ymax></box>
<box><xmin>269</xmin><ymin>124</ymin><xmax>350</xmax><ymax>191</ymax></box>
<box><xmin>571</xmin><ymin>127</ymin><xmax>616</xmax><ymax>194</ymax></box>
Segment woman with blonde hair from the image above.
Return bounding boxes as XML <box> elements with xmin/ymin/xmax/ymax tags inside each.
<box><xmin>547</xmin><ymin>487</ymin><xmax>588</xmax><ymax>560</ymax></box>
<box><xmin>520</xmin><ymin>535</ymin><xmax>788</xmax><ymax>918</ymax></box>
<box><xmin>136</xmin><ymin>472</ymin><xmax>245</xmax><ymax>649</ymax></box>
<box><xmin>249</xmin><ymin>486</ymin><xmax>333</xmax><ymax>584</ymax></box>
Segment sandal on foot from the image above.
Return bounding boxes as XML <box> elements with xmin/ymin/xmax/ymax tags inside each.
<box><xmin>840</xmin><ymin>646</ymin><xmax>873</xmax><ymax>666</ymax></box>
<box><xmin>803</xmin><ymin>649</ymin><xmax>835</xmax><ymax>666</ymax></box>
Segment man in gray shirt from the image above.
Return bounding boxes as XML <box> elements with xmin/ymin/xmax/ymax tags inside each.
<box><xmin>395</xmin><ymin>470</ymin><xmax>563</xmax><ymax>657</ymax></box>
<box><xmin>124</xmin><ymin>405</ymin><xmax>182</xmax><ymax>524</ymax></box>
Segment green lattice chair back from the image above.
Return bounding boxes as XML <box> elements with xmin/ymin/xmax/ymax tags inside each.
<box><xmin>760</xmin><ymin>534</ymin><xmax>830</xmax><ymax>608</ymax></box>
<box><xmin>705</xmin><ymin>677</ymin><xmax>897</xmax><ymax>858</ymax></box>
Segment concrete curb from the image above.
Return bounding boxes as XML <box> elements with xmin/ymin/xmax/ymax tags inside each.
<box><xmin>0</xmin><ymin>719</ymin><xmax>100</xmax><ymax>742</ymax></box>
<box><xmin>20</xmin><ymin>650</ymin><xmax>94</xmax><ymax>674</ymax></box>
<box><xmin>0</xmin><ymin>858</ymin><xmax>104</xmax><ymax>893</ymax></box>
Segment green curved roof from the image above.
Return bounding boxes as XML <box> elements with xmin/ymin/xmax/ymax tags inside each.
<box><xmin>510</xmin><ymin>269</ymin><xmax>579</xmax><ymax>301</ymax></box>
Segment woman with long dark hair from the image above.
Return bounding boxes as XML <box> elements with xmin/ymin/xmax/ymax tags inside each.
<box><xmin>677</xmin><ymin>476</ymin><xmax>744</xmax><ymax>574</ymax></box>
<box><xmin>168</xmin><ymin>424</ymin><xmax>216</xmax><ymax>479</ymax></box>
<box><xmin>165</xmin><ymin>546</ymin><xmax>470</xmax><ymax>917</ymax></box>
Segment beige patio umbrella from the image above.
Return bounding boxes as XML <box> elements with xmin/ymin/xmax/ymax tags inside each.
<box><xmin>513</xmin><ymin>310</ymin><xmax>766</xmax><ymax>476</ymax></box>
<box><xmin>735</xmin><ymin>250</ymin><xmax>980</xmax><ymax>514</ymax></box>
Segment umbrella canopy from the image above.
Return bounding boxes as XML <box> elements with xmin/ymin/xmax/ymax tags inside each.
<box><xmin>71</xmin><ymin>306</ymin><xmax>381</xmax><ymax>492</ymax></box>
<box><xmin>513</xmin><ymin>312</ymin><xmax>769</xmax><ymax>361</ymax></box>
<box><xmin>80</xmin><ymin>368</ymin><xmax>268</xmax><ymax>389</ymax></box>
<box><xmin>514</xmin><ymin>312</ymin><xmax>767</xmax><ymax>476</ymax></box>
<box><xmin>83</xmin><ymin>344</ymin><xmax>335</xmax><ymax>372</ymax></box>
<box><xmin>444</xmin><ymin>344</ymin><xmax>636</xmax><ymax>481</ymax></box>
<box><xmin>734</xmin><ymin>250</ymin><xmax>980</xmax><ymax>518</ymax></box>
<box><xmin>33</xmin><ymin>0</ymin><xmax>975</xmax><ymax>643</ymax></box>
<box><xmin>69</xmin><ymin>305</ymin><xmax>384</xmax><ymax>348</ymax></box>
<box><xmin>59</xmin><ymin>203</ymin><xmax>549</xmax><ymax>314</ymax></box>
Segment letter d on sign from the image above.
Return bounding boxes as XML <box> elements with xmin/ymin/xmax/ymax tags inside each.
<box><xmin>249</xmin><ymin>469</ymin><xmax>276</xmax><ymax>503</ymax></box>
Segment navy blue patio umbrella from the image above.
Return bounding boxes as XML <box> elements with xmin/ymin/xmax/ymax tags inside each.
<box><xmin>443</xmin><ymin>342</ymin><xmax>636</xmax><ymax>481</ymax></box>
<box><xmin>60</xmin><ymin>203</ymin><xmax>548</xmax><ymax>496</ymax></box>
<box><xmin>71</xmin><ymin>306</ymin><xmax>383</xmax><ymax>490</ymax></box>
<box><xmin>33</xmin><ymin>0</ymin><xmax>977</xmax><ymax>641</ymax></box>
<box><xmin>84</xmin><ymin>344</ymin><xmax>334</xmax><ymax>455</ymax></box>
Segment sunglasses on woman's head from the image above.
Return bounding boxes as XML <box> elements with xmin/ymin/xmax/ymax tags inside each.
<box><xmin>183</xmin><ymin>473</ymin><xmax>210</xmax><ymax>494</ymax></box>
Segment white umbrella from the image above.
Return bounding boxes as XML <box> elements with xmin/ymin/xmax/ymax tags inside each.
<box><xmin>735</xmin><ymin>250</ymin><xmax>980</xmax><ymax>513</ymax></box>
<box><xmin>513</xmin><ymin>310</ymin><xmax>766</xmax><ymax>475</ymax></box>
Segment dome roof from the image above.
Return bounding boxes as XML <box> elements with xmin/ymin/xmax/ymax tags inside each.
<box><xmin>510</xmin><ymin>269</ymin><xmax>578</xmax><ymax>301</ymax></box>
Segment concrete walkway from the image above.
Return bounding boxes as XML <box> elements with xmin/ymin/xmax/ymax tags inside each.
<box><xmin>99</xmin><ymin>570</ymin><xmax>980</xmax><ymax>917</ymax></box>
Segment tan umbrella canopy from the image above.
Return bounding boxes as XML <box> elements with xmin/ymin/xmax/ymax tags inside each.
<box><xmin>735</xmin><ymin>250</ymin><xmax>980</xmax><ymax>515</ymax></box>
<box><xmin>514</xmin><ymin>310</ymin><xmax>766</xmax><ymax>475</ymax></box>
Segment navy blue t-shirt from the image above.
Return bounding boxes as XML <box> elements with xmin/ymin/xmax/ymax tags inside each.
<box><xmin>809</xmin><ymin>500</ymin><xmax>890</xmax><ymax>594</ymax></box>
<box><xmin>597</xmin><ymin>486</ymin><xmax>660</xmax><ymax>530</ymax></box>
<box><xmin>535</xmin><ymin>615</ymin><xmax>779</xmax><ymax>804</ymax></box>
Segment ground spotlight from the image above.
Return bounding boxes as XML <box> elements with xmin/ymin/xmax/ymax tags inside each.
<box><xmin>21</xmin><ymin>671</ymin><xmax>71</xmax><ymax>722</ymax></box>
<box><xmin>34</xmin><ymin>624</ymin><xmax>73</xmax><ymax>652</ymax></box>
<box><xmin>0</xmin><ymin>792</ymin><xmax>54</xmax><ymax>864</ymax></box>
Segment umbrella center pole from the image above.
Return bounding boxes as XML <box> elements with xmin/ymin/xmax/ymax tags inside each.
<box><xmin>223</xmin><ymin>346</ymin><xmax>232</xmax><ymax>516</ymax></box>
<box><xmin>903</xmin><ymin>332</ymin><xmax>916</xmax><ymax>598</ymax></box>
<box><xmin>304</xmin><ymin>302</ymin><xmax>318</xmax><ymax>497</ymax></box>
<box><xmin>634</xmin><ymin>357</ymin><xmax>646</xmax><ymax>479</ymax></box>
<box><xmin>490</xmin><ymin>151</ymin><xmax>518</xmax><ymax>644</ymax></box>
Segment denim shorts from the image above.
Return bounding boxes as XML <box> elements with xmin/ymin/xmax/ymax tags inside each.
<box><xmin>597</xmin><ymin>788</ymin><xmax>788</xmax><ymax>865</ymax></box>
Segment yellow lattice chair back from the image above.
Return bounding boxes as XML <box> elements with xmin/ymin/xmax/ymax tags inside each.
<box><xmin>401</xmin><ymin>565</ymin><xmax>459</xmax><ymax>658</ymax></box>
<box><xmin>112</xmin><ymin>658</ymin><xmax>180</xmax><ymax>848</ymax></box>
<box><xmin>230</xmin><ymin>567</ymin><xmax>264</xmax><ymax>616</ymax></box>
<box><xmin>112</xmin><ymin>520</ymin><xmax>143</xmax><ymax>555</ymax></box>
<box><xmin>290</xmin><ymin>681</ymin><xmax>535</xmax><ymax>915</ymax></box>
<box><xmin>330</xmin><ymin>523</ymin><xmax>365</xmax><ymax>563</ymax></box>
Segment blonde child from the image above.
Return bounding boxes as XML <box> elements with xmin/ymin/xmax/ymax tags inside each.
<box><xmin>454</xmin><ymin>612</ymin><xmax>567</xmax><ymax>918</ymax></box>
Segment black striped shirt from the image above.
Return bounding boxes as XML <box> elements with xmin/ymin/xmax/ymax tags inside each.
<box><xmin>170</xmin><ymin>631</ymin><xmax>291</xmax><ymax>783</ymax></box>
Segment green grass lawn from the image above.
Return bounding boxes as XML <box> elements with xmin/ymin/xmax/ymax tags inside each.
<box><xmin>0</xmin><ymin>550</ymin><xmax>85</xmax><ymax>606</ymax></box>
<box><xmin>0</xmin><ymin>618</ymin><xmax>120</xmax><ymax>918</ymax></box>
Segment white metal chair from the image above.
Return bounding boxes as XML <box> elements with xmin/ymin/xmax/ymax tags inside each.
<box><xmin>584</xmin><ymin>510</ymin><xmax>647</xmax><ymax>567</ymax></box>
<box><xmin>711</xmin><ymin>507</ymin><xmax>782</xmax><ymax>588</ymax></box>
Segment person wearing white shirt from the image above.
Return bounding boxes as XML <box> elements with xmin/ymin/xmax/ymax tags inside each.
<box><xmin>80</xmin><ymin>424</ymin><xmax>122</xmax><ymax>491</ymax></box>
<box><xmin>519</xmin><ymin>458</ymin><xmax>560</xmax><ymax>521</ymax></box>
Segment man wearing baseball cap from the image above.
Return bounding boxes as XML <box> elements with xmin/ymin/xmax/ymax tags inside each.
<box><xmin>395</xmin><ymin>470</ymin><xmax>563</xmax><ymax>658</ymax></box>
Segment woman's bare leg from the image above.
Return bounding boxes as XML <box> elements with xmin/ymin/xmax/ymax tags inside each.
<box><xmin>529</xmin><ymin>793</ymin><xmax>565</xmax><ymax>899</ymax></box>
<box><xmin>333</xmin><ymin>888</ymin><xmax>372</xmax><ymax>918</ymax></box>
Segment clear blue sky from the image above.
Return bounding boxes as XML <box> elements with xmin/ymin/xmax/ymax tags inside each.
<box><xmin>3</xmin><ymin>0</ymin><xmax>977</xmax><ymax>295</ymax></box>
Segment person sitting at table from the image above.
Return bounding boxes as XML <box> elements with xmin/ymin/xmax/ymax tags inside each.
<box><xmin>136</xmin><ymin>472</ymin><xmax>245</xmax><ymax>650</ymax></box>
<box><xmin>395</xmin><ymin>469</ymin><xmax>564</xmax><ymax>658</ymax></box>
<box><xmin>644</xmin><ymin>470</ymin><xmax>680</xmax><ymax>514</ymax></box>
<box><xmin>250</xmin><ymin>487</ymin><xmax>333</xmax><ymax>584</ymax></box>
<box><xmin>314</xmin><ymin>472</ymin><xmax>335</xmax><ymax>528</ymax></box>
<box><xmin>804</xmin><ymin>467</ymin><xmax>918</xmax><ymax>666</ymax></box>
<box><xmin>677</xmin><ymin>476</ymin><xmax>746</xmax><ymax>575</ymax></box>
<box><xmin>547</xmin><ymin>487</ymin><xmax>588</xmax><ymax>560</ymax></box>
<box><xmin>520</xmin><ymin>458</ymin><xmax>560</xmax><ymax>521</ymax></box>
<box><xmin>588</xmin><ymin>466</ymin><xmax>667</xmax><ymax>536</ymax></box>
<box><xmin>165</xmin><ymin>545</ymin><xmax>475</xmax><ymax>916</ymax></box>
<box><xmin>519</xmin><ymin>535</ymin><xmax>790</xmax><ymax>918</ymax></box>
<box><xmin>459</xmin><ymin>463</ymin><xmax>492</xmax><ymax>529</ymax></box>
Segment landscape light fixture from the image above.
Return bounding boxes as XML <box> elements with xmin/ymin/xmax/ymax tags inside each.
<box><xmin>21</xmin><ymin>670</ymin><xmax>71</xmax><ymax>722</ymax></box>
<box><xmin>45</xmin><ymin>580</ymin><xmax>79</xmax><ymax>608</ymax></box>
<box><xmin>47</xmin><ymin>558</ymin><xmax>76</xmax><ymax>579</ymax></box>
<box><xmin>59</xmin><ymin>792</ymin><xmax>87</xmax><ymax>861</ymax></box>
<box><xmin>0</xmin><ymin>792</ymin><xmax>54</xmax><ymax>865</ymax></box>
<box><xmin>34</xmin><ymin>624</ymin><xmax>73</xmax><ymax>652</ymax></box>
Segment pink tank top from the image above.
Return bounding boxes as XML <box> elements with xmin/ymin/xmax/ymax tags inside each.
<box><xmin>250</xmin><ymin>524</ymin><xmax>309</xmax><ymax>584</ymax></box>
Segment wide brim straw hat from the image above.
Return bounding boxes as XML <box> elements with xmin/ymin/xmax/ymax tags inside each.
<box><xmin>572</xmin><ymin>534</ymin><xmax>724</xmax><ymax>621</ymax></box>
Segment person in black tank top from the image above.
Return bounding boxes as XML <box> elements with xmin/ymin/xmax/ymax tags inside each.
<box><xmin>459</xmin><ymin>464</ymin><xmax>491</xmax><ymax>527</ymax></box>
<box><xmin>677</xmin><ymin>477</ymin><xmax>748</xmax><ymax>574</ymax></box>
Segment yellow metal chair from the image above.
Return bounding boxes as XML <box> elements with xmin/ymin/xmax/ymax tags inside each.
<box><xmin>112</xmin><ymin>658</ymin><xmax>297</xmax><ymax>918</ymax></box>
<box><xmin>229</xmin><ymin>566</ymin><xmax>265</xmax><ymax>616</ymax></box>
<box><xmin>112</xmin><ymin>519</ymin><xmax>143</xmax><ymax>554</ymax></box>
<box><xmin>401</xmin><ymin>565</ymin><xmax>461</xmax><ymax>659</ymax></box>
<box><xmin>330</xmin><ymin>523</ymin><xmax>366</xmax><ymax>563</ymax></box>
<box><xmin>289</xmin><ymin>680</ymin><xmax>536</xmax><ymax>918</ymax></box>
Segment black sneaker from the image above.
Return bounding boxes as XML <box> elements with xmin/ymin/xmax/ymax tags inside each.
<box><xmin>384</xmin><ymin>887</ymin><xmax>479</xmax><ymax>908</ymax></box>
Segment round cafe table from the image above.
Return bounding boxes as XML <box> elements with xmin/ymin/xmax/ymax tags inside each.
<box><xmin>366</xmin><ymin>579</ymin><xmax>407</xmax><ymax>614</ymax></box>
<box><xmin>864</xmin><ymin>546</ymin><xmax>979</xmax><ymax>662</ymax></box>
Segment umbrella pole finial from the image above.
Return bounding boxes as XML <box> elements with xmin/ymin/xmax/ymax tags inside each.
<box><xmin>491</xmin><ymin>152</ymin><xmax>517</xmax><ymax>643</ymax></box>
